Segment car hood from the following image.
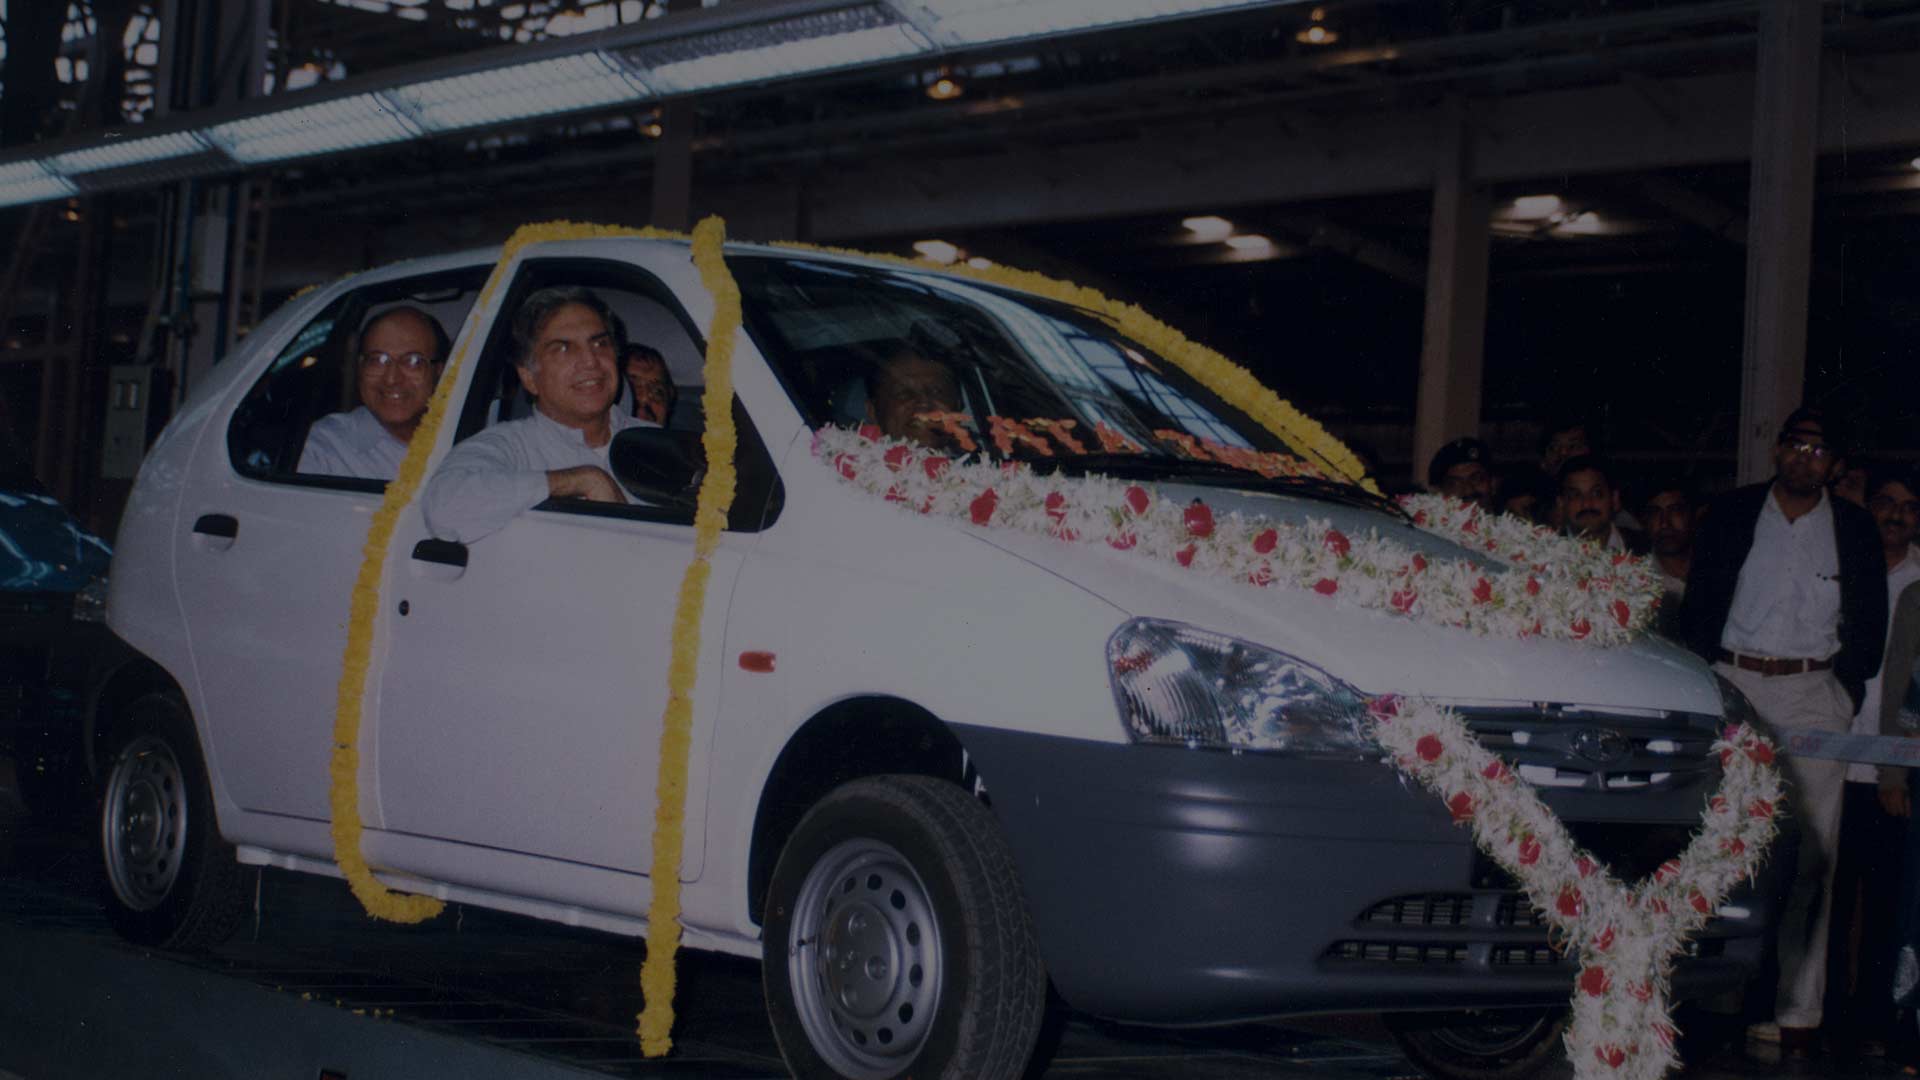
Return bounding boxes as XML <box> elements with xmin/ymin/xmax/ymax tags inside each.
<box><xmin>0</xmin><ymin>487</ymin><xmax>112</xmax><ymax>592</ymax></box>
<box><xmin>959</xmin><ymin>481</ymin><xmax>1716</xmax><ymax>716</ymax></box>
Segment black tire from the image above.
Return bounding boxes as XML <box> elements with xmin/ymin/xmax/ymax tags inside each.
<box><xmin>763</xmin><ymin>775</ymin><xmax>1046</xmax><ymax>1080</ymax></box>
<box><xmin>97</xmin><ymin>692</ymin><xmax>248</xmax><ymax>950</ymax></box>
<box><xmin>1385</xmin><ymin>1008</ymin><xmax>1568</xmax><ymax>1080</ymax></box>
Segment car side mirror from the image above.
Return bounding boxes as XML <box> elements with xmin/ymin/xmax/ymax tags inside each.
<box><xmin>610</xmin><ymin>427</ymin><xmax>704</xmax><ymax>512</ymax></box>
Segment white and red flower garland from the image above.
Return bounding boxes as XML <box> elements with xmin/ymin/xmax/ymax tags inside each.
<box><xmin>816</xmin><ymin>426</ymin><xmax>1662</xmax><ymax>645</ymax></box>
<box><xmin>1368</xmin><ymin>696</ymin><xmax>1781</xmax><ymax>1080</ymax></box>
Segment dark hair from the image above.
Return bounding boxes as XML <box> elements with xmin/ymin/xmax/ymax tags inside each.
<box><xmin>1556</xmin><ymin>453</ymin><xmax>1618</xmax><ymax>491</ymax></box>
<box><xmin>1636</xmin><ymin>473</ymin><xmax>1697</xmax><ymax>511</ymax></box>
<box><xmin>511</xmin><ymin>286</ymin><xmax>613</xmax><ymax>369</ymax></box>
<box><xmin>1536</xmin><ymin>414</ymin><xmax>1598</xmax><ymax>458</ymax></box>
<box><xmin>1426</xmin><ymin>436</ymin><xmax>1491</xmax><ymax>488</ymax></box>
<box><xmin>623</xmin><ymin>343</ymin><xmax>666</xmax><ymax>368</ymax></box>
<box><xmin>1779</xmin><ymin>405</ymin><xmax>1847</xmax><ymax>454</ymax></box>
<box><xmin>361</xmin><ymin>305</ymin><xmax>451</xmax><ymax>362</ymax></box>
<box><xmin>864</xmin><ymin>348</ymin><xmax>960</xmax><ymax>400</ymax></box>
<box><xmin>1867</xmin><ymin>463</ymin><xmax>1920</xmax><ymax>501</ymax></box>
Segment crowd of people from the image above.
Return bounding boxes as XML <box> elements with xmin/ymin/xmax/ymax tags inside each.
<box><xmin>1429</xmin><ymin>413</ymin><xmax>1920</xmax><ymax>1063</ymax></box>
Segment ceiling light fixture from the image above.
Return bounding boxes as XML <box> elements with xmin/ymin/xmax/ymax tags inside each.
<box><xmin>1293</xmin><ymin>6</ymin><xmax>1337</xmax><ymax>46</ymax></box>
<box><xmin>1910</xmin><ymin>156</ymin><xmax>1920</xmax><ymax>171</ymax></box>
<box><xmin>1224</xmin><ymin>233</ymin><xmax>1275</xmax><ymax>252</ymax></box>
<box><xmin>1182</xmin><ymin>214</ymin><xmax>1234</xmax><ymax>241</ymax></box>
<box><xmin>926</xmin><ymin>67</ymin><xmax>964</xmax><ymax>100</ymax></box>
<box><xmin>913</xmin><ymin>239</ymin><xmax>961</xmax><ymax>264</ymax></box>
<box><xmin>901</xmin><ymin>0</ymin><xmax>1274</xmax><ymax>48</ymax></box>
<box><xmin>1510</xmin><ymin>194</ymin><xmax>1564</xmax><ymax>218</ymax></box>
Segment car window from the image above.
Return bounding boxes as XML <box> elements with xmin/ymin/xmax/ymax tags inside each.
<box><xmin>450</xmin><ymin>256</ymin><xmax>783</xmax><ymax>532</ymax></box>
<box><xmin>730</xmin><ymin>254</ymin><xmax>1349</xmax><ymax>485</ymax></box>
<box><xmin>227</xmin><ymin>267</ymin><xmax>487</xmax><ymax>491</ymax></box>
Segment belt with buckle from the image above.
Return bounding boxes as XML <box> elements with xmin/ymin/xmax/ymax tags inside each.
<box><xmin>1715</xmin><ymin>649</ymin><xmax>1833</xmax><ymax>676</ymax></box>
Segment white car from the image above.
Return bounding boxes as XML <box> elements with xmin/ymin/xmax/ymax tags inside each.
<box><xmin>95</xmin><ymin>236</ymin><xmax>1769</xmax><ymax>1080</ymax></box>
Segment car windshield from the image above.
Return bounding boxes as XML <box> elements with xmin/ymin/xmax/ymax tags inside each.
<box><xmin>729</xmin><ymin>254</ymin><xmax>1370</xmax><ymax>495</ymax></box>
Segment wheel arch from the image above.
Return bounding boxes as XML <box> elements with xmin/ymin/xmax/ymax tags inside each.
<box><xmin>88</xmin><ymin>652</ymin><xmax>190</xmax><ymax>781</ymax></box>
<box><xmin>746</xmin><ymin>695</ymin><xmax>975</xmax><ymax>925</ymax></box>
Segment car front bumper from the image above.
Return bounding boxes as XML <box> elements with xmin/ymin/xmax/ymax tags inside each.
<box><xmin>951</xmin><ymin>724</ymin><xmax>1774</xmax><ymax>1025</ymax></box>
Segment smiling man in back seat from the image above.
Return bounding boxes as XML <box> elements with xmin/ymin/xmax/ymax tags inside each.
<box><xmin>423</xmin><ymin>286</ymin><xmax>645</xmax><ymax>542</ymax></box>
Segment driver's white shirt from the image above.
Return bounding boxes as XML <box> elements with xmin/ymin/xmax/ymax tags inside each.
<box><xmin>423</xmin><ymin>407</ymin><xmax>643</xmax><ymax>543</ymax></box>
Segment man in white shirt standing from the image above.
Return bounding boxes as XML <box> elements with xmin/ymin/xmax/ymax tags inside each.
<box><xmin>1680</xmin><ymin>408</ymin><xmax>1888</xmax><ymax>1058</ymax></box>
<box><xmin>1827</xmin><ymin>468</ymin><xmax>1920</xmax><ymax>1054</ymax></box>
<box><xmin>423</xmin><ymin>287</ymin><xmax>644</xmax><ymax>542</ymax></box>
<box><xmin>298</xmin><ymin>306</ymin><xmax>448</xmax><ymax>480</ymax></box>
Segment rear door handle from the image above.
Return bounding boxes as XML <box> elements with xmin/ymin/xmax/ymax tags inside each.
<box><xmin>191</xmin><ymin>513</ymin><xmax>238</xmax><ymax>551</ymax></box>
<box><xmin>409</xmin><ymin>538</ymin><xmax>468</xmax><ymax>581</ymax></box>
<box><xmin>193</xmin><ymin>513</ymin><xmax>238</xmax><ymax>538</ymax></box>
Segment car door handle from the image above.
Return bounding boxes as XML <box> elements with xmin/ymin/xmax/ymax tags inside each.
<box><xmin>410</xmin><ymin>539</ymin><xmax>468</xmax><ymax>568</ymax></box>
<box><xmin>191</xmin><ymin>513</ymin><xmax>238</xmax><ymax>552</ymax></box>
<box><xmin>193</xmin><ymin>513</ymin><xmax>238</xmax><ymax>539</ymax></box>
<box><xmin>409</xmin><ymin>538</ymin><xmax>468</xmax><ymax>581</ymax></box>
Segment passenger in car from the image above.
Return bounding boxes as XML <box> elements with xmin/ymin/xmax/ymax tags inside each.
<box><xmin>297</xmin><ymin>306</ymin><xmax>449</xmax><ymax>480</ymax></box>
<box><xmin>422</xmin><ymin>287</ymin><xmax>647</xmax><ymax>542</ymax></box>
<box><xmin>623</xmin><ymin>344</ymin><xmax>677</xmax><ymax>427</ymax></box>
<box><xmin>866</xmin><ymin>349</ymin><xmax>964</xmax><ymax>450</ymax></box>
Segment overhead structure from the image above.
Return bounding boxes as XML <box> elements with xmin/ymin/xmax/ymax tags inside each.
<box><xmin>0</xmin><ymin>0</ymin><xmax>1302</xmax><ymax>207</ymax></box>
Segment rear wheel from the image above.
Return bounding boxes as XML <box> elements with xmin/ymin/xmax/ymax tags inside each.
<box><xmin>1385</xmin><ymin>1008</ymin><xmax>1568</xmax><ymax>1080</ymax></box>
<box><xmin>764</xmin><ymin>775</ymin><xmax>1046</xmax><ymax>1080</ymax></box>
<box><xmin>98</xmin><ymin>692</ymin><xmax>248</xmax><ymax>949</ymax></box>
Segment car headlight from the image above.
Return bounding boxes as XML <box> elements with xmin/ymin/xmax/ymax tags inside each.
<box><xmin>72</xmin><ymin>576</ymin><xmax>109</xmax><ymax>623</ymax></box>
<box><xmin>1107</xmin><ymin>618</ymin><xmax>1379</xmax><ymax>756</ymax></box>
<box><xmin>1713</xmin><ymin>671</ymin><xmax>1760</xmax><ymax>731</ymax></box>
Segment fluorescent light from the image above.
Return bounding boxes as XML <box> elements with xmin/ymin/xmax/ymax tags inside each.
<box><xmin>208</xmin><ymin>92</ymin><xmax>422</xmax><ymax>164</ymax></box>
<box><xmin>965</xmin><ymin>256</ymin><xmax>994</xmax><ymax>269</ymax></box>
<box><xmin>391</xmin><ymin>52</ymin><xmax>649</xmax><ymax>133</ymax></box>
<box><xmin>1224</xmin><ymin>233</ymin><xmax>1275</xmax><ymax>252</ymax></box>
<box><xmin>1554</xmin><ymin>211</ymin><xmax>1604</xmax><ymax>235</ymax></box>
<box><xmin>1182</xmin><ymin>214</ymin><xmax>1233</xmax><ymax>241</ymax></box>
<box><xmin>1510</xmin><ymin>194</ymin><xmax>1563</xmax><ymax>218</ymax></box>
<box><xmin>1910</xmin><ymin>156</ymin><xmax>1920</xmax><ymax>171</ymax></box>
<box><xmin>53</xmin><ymin>130</ymin><xmax>210</xmax><ymax>174</ymax></box>
<box><xmin>0</xmin><ymin>160</ymin><xmax>77</xmax><ymax>207</ymax></box>
<box><xmin>914</xmin><ymin>239</ymin><xmax>960</xmax><ymax>264</ymax></box>
<box><xmin>896</xmin><ymin>0</ymin><xmax>1277</xmax><ymax>47</ymax></box>
<box><xmin>619</xmin><ymin>5</ymin><xmax>929</xmax><ymax>95</ymax></box>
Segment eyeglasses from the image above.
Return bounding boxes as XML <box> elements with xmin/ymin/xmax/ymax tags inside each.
<box><xmin>1778</xmin><ymin>439</ymin><xmax>1835</xmax><ymax>460</ymax></box>
<box><xmin>361</xmin><ymin>351</ymin><xmax>435</xmax><ymax>371</ymax></box>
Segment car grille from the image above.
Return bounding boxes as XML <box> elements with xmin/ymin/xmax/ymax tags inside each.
<box><xmin>1457</xmin><ymin>704</ymin><xmax>1720</xmax><ymax>794</ymax></box>
<box><xmin>1327</xmin><ymin>890</ymin><xmax>1728</xmax><ymax>970</ymax></box>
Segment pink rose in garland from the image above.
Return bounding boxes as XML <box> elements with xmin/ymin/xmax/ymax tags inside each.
<box><xmin>1183</xmin><ymin>502</ymin><xmax>1215</xmax><ymax>538</ymax></box>
<box><xmin>969</xmin><ymin>489</ymin><xmax>998</xmax><ymax>525</ymax></box>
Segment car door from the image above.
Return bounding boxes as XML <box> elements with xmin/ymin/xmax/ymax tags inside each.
<box><xmin>369</xmin><ymin>247</ymin><xmax>779</xmax><ymax>897</ymax></box>
<box><xmin>173</xmin><ymin>263</ymin><xmax>487</xmax><ymax>827</ymax></box>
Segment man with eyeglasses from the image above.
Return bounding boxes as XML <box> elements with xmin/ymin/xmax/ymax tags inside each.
<box><xmin>1680</xmin><ymin>406</ymin><xmax>1887</xmax><ymax>1059</ymax></box>
<box><xmin>423</xmin><ymin>286</ymin><xmax>643</xmax><ymax>542</ymax></box>
<box><xmin>298</xmin><ymin>306</ymin><xmax>449</xmax><ymax>480</ymax></box>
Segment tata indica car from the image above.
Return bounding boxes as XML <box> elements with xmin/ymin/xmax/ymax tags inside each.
<box><xmin>95</xmin><ymin>236</ymin><xmax>1770</xmax><ymax>1080</ymax></box>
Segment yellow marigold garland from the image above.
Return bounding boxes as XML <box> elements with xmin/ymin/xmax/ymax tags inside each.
<box><xmin>637</xmin><ymin>215</ymin><xmax>741</xmax><ymax>1057</ymax></box>
<box><xmin>769</xmin><ymin>240</ymin><xmax>1377</xmax><ymax>493</ymax></box>
<box><xmin>325</xmin><ymin>220</ymin><xmax>1360</xmax><ymax>1055</ymax></box>
<box><xmin>328</xmin><ymin>220</ymin><xmax>683</xmax><ymax>922</ymax></box>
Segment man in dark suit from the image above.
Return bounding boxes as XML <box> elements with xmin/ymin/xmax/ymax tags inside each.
<box><xmin>1679</xmin><ymin>407</ymin><xmax>1888</xmax><ymax>1057</ymax></box>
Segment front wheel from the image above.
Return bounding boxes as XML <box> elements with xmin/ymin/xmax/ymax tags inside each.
<box><xmin>1385</xmin><ymin>1008</ymin><xmax>1569</xmax><ymax>1080</ymax></box>
<box><xmin>763</xmin><ymin>775</ymin><xmax>1046</xmax><ymax>1080</ymax></box>
<box><xmin>98</xmin><ymin>692</ymin><xmax>248</xmax><ymax>950</ymax></box>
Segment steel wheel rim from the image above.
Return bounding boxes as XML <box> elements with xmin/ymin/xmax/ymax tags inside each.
<box><xmin>101</xmin><ymin>733</ymin><xmax>187</xmax><ymax>911</ymax></box>
<box><xmin>786</xmin><ymin>837</ymin><xmax>943</xmax><ymax>1079</ymax></box>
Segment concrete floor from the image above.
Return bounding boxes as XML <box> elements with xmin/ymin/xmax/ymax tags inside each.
<box><xmin>0</xmin><ymin>758</ymin><xmax>1907</xmax><ymax>1080</ymax></box>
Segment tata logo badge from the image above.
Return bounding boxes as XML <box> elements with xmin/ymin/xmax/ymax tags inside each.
<box><xmin>1571</xmin><ymin>728</ymin><xmax>1632</xmax><ymax>764</ymax></box>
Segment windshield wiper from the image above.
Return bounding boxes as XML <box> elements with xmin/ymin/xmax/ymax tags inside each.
<box><xmin>1034</xmin><ymin>454</ymin><xmax>1409</xmax><ymax>521</ymax></box>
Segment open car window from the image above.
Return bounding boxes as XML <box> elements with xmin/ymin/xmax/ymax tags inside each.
<box><xmin>447</xmin><ymin>255</ymin><xmax>783</xmax><ymax>532</ymax></box>
<box><xmin>729</xmin><ymin>254</ymin><xmax>1353</xmax><ymax>488</ymax></box>
<box><xmin>227</xmin><ymin>267</ymin><xmax>487</xmax><ymax>491</ymax></box>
